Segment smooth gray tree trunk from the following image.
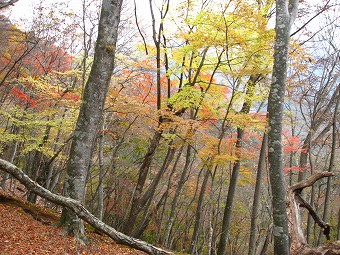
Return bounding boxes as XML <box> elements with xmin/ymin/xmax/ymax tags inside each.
<box><xmin>59</xmin><ymin>0</ymin><xmax>123</xmax><ymax>243</ymax></box>
<box><xmin>267</xmin><ymin>0</ymin><xmax>298</xmax><ymax>254</ymax></box>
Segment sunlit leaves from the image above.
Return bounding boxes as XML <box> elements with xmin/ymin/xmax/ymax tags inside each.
<box><xmin>168</xmin><ymin>85</ymin><xmax>202</xmax><ymax>110</ymax></box>
<box><xmin>0</xmin><ymin>72</ymin><xmax>80</xmax><ymax>155</ymax></box>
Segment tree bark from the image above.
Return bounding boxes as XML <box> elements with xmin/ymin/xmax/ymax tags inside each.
<box><xmin>164</xmin><ymin>146</ymin><xmax>192</xmax><ymax>247</ymax></box>
<box><xmin>337</xmin><ymin>207</ymin><xmax>340</xmax><ymax>241</ymax></box>
<box><xmin>248</xmin><ymin>133</ymin><xmax>267</xmax><ymax>255</ymax></box>
<box><xmin>306</xmin><ymin>149</ymin><xmax>315</xmax><ymax>244</ymax></box>
<box><xmin>59</xmin><ymin>0</ymin><xmax>123</xmax><ymax>243</ymax></box>
<box><xmin>189</xmin><ymin>168</ymin><xmax>210</xmax><ymax>255</ymax></box>
<box><xmin>0</xmin><ymin>158</ymin><xmax>174</xmax><ymax>255</ymax></box>
<box><xmin>1</xmin><ymin>125</ymin><xmax>19</xmax><ymax>190</ymax></box>
<box><xmin>123</xmin><ymin>0</ymin><xmax>170</xmax><ymax>234</ymax></box>
<box><xmin>132</xmin><ymin>145</ymin><xmax>176</xmax><ymax>237</ymax></box>
<box><xmin>287</xmin><ymin>172</ymin><xmax>336</xmax><ymax>255</ymax></box>
<box><xmin>267</xmin><ymin>0</ymin><xmax>298</xmax><ymax>254</ymax></box>
<box><xmin>97</xmin><ymin>125</ymin><xmax>105</xmax><ymax>221</ymax></box>
<box><xmin>123</xmin><ymin>131</ymin><xmax>162</xmax><ymax>235</ymax></box>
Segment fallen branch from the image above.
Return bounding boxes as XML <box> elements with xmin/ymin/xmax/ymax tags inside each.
<box><xmin>0</xmin><ymin>158</ymin><xmax>174</xmax><ymax>255</ymax></box>
<box><xmin>287</xmin><ymin>172</ymin><xmax>337</xmax><ymax>255</ymax></box>
<box><xmin>0</xmin><ymin>0</ymin><xmax>19</xmax><ymax>9</ymax></box>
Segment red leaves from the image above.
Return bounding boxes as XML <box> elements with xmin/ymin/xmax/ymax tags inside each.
<box><xmin>11</xmin><ymin>87</ymin><xmax>37</xmax><ymax>108</ymax></box>
<box><xmin>58</xmin><ymin>91</ymin><xmax>80</xmax><ymax>102</ymax></box>
<box><xmin>283</xmin><ymin>166</ymin><xmax>304</xmax><ymax>173</ymax></box>
<box><xmin>283</xmin><ymin>135</ymin><xmax>306</xmax><ymax>154</ymax></box>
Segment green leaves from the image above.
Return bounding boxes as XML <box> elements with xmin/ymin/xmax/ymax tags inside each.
<box><xmin>168</xmin><ymin>85</ymin><xmax>202</xmax><ymax>110</ymax></box>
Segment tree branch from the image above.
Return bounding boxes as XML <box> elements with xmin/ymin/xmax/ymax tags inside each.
<box><xmin>295</xmin><ymin>194</ymin><xmax>330</xmax><ymax>240</ymax></box>
<box><xmin>0</xmin><ymin>0</ymin><xmax>18</xmax><ymax>9</ymax></box>
<box><xmin>0</xmin><ymin>158</ymin><xmax>174</xmax><ymax>255</ymax></box>
<box><xmin>290</xmin><ymin>0</ymin><xmax>331</xmax><ymax>37</ymax></box>
<box><xmin>134</xmin><ymin>0</ymin><xmax>148</xmax><ymax>55</ymax></box>
<box><xmin>289</xmin><ymin>172</ymin><xmax>334</xmax><ymax>192</ymax></box>
<box><xmin>287</xmin><ymin>172</ymin><xmax>335</xmax><ymax>254</ymax></box>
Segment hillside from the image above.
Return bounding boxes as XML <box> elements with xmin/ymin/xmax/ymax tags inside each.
<box><xmin>0</xmin><ymin>190</ymin><xmax>146</xmax><ymax>255</ymax></box>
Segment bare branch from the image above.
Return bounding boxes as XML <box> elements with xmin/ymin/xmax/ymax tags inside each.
<box><xmin>134</xmin><ymin>0</ymin><xmax>148</xmax><ymax>55</ymax></box>
<box><xmin>289</xmin><ymin>172</ymin><xmax>334</xmax><ymax>192</ymax></box>
<box><xmin>0</xmin><ymin>0</ymin><xmax>18</xmax><ymax>9</ymax></box>
<box><xmin>291</xmin><ymin>0</ymin><xmax>332</xmax><ymax>37</ymax></box>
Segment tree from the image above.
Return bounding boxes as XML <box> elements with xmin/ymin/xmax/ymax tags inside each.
<box><xmin>122</xmin><ymin>0</ymin><xmax>170</xmax><ymax>235</ymax></box>
<box><xmin>286</xmin><ymin>171</ymin><xmax>340</xmax><ymax>255</ymax></box>
<box><xmin>267</xmin><ymin>0</ymin><xmax>299</xmax><ymax>254</ymax></box>
<box><xmin>58</xmin><ymin>0</ymin><xmax>123</xmax><ymax>243</ymax></box>
<box><xmin>217</xmin><ymin>74</ymin><xmax>262</xmax><ymax>255</ymax></box>
<box><xmin>248</xmin><ymin>133</ymin><xmax>267</xmax><ymax>255</ymax></box>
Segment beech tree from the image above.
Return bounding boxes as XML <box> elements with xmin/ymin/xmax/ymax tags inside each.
<box><xmin>1</xmin><ymin>0</ymin><xmax>339</xmax><ymax>254</ymax></box>
<box><xmin>267</xmin><ymin>0</ymin><xmax>298</xmax><ymax>254</ymax></box>
<box><xmin>58</xmin><ymin>0</ymin><xmax>123</xmax><ymax>242</ymax></box>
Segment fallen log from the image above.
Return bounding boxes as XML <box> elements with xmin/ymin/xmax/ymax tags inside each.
<box><xmin>0</xmin><ymin>158</ymin><xmax>174</xmax><ymax>255</ymax></box>
<box><xmin>287</xmin><ymin>171</ymin><xmax>340</xmax><ymax>255</ymax></box>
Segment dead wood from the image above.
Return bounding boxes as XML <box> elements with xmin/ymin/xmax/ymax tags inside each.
<box><xmin>287</xmin><ymin>172</ymin><xmax>339</xmax><ymax>255</ymax></box>
<box><xmin>0</xmin><ymin>158</ymin><xmax>174</xmax><ymax>255</ymax></box>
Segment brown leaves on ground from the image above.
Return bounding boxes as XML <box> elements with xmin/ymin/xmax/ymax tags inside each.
<box><xmin>0</xmin><ymin>190</ymin><xmax>146</xmax><ymax>255</ymax></box>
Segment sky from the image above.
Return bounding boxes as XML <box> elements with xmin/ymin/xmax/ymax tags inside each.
<box><xmin>6</xmin><ymin>0</ymin><xmax>152</xmax><ymax>27</ymax></box>
<box><xmin>8</xmin><ymin>0</ymin><xmax>77</xmax><ymax>17</ymax></box>
<box><xmin>5</xmin><ymin>0</ymin><xmax>338</xmax><ymax>46</ymax></box>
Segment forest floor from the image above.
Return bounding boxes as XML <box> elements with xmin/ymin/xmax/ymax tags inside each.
<box><xmin>0</xmin><ymin>188</ymin><xmax>146</xmax><ymax>255</ymax></box>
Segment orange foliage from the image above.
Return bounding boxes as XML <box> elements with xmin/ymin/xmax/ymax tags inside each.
<box><xmin>10</xmin><ymin>87</ymin><xmax>37</xmax><ymax>108</ymax></box>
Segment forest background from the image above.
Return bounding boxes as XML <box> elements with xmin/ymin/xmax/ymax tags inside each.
<box><xmin>0</xmin><ymin>0</ymin><xmax>339</xmax><ymax>254</ymax></box>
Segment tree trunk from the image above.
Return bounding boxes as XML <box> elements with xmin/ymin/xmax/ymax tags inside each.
<box><xmin>123</xmin><ymin>0</ymin><xmax>171</xmax><ymax>234</ymax></box>
<box><xmin>318</xmin><ymin>86</ymin><xmax>339</xmax><ymax>245</ymax></box>
<box><xmin>216</xmin><ymin>128</ymin><xmax>244</xmax><ymax>255</ymax></box>
<box><xmin>189</xmin><ymin>168</ymin><xmax>210</xmax><ymax>255</ymax></box>
<box><xmin>0</xmin><ymin>159</ymin><xmax>174</xmax><ymax>255</ymax></box>
<box><xmin>1</xmin><ymin>126</ymin><xmax>19</xmax><ymax>191</ymax></box>
<box><xmin>267</xmin><ymin>0</ymin><xmax>298</xmax><ymax>254</ymax></box>
<box><xmin>132</xmin><ymin>145</ymin><xmax>176</xmax><ymax>237</ymax></box>
<box><xmin>248</xmin><ymin>133</ymin><xmax>267</xmax><ymax>255</ymax></box>
<box><xmin>286</xmin><ymin>172</ymin><xmax>337</xmax><ymax>255</ymax></box>
<box><xmin>217</xmin><ymin>74</ymin><xmax>261</xmax><ymax>255</ymax></box>
<box><xmin>156</xmin><ymin>146</ymin><xmax>184</xmax><ymax>244</ymax></box>
<box><xmin>123</xmin><ymin>131</ymin><xmax>162</xmax><ymax>235</ymax></box>
<box><xmin>164</xmin><ymin>146</ymin><xmax>192</xmax><ymax>247</ymax></box>
<box><xmin>306</xmin><ymin>149</ymin><xmax>315</xmax><ymax>244</ymax></box>
<box><xmin>59</xmin><ymin>0</ymin><xmax>123</xmax><ymax>243</ymax></box>
<box><xmin>97</xmin><ymin>126</ymin><xmax>105</xmax><ymax>221</ymax></box>
<box><xmin>337</xmin><ymin>207</ymin><xmax>340</xmax><ymax>241</ymax></box>
<box><xmin>297</xmin><ymin>133</ymin><xmax>311</xmax><ymax>182</ymax></box>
